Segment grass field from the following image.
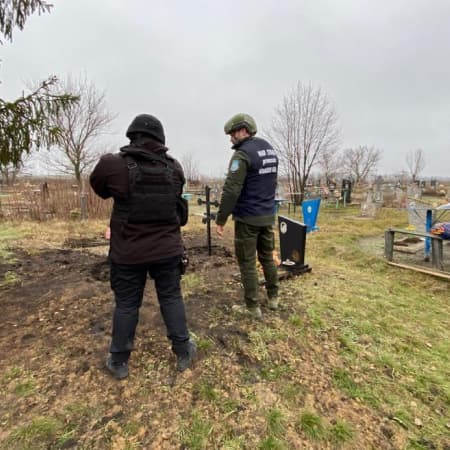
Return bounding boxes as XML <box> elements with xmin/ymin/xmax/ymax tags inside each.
<box><xmin>0</xmin><ymin>204</ymin><xmax>449</xmax><ymax>449</ymax></box>
<box><xmin>300</xmin><ymin>205</ymin><xmax>449</xmax><ymax>449</ymax></box>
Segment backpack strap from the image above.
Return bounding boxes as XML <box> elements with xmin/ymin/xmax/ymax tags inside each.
<box><xmin>120</xmin><ymin>150</ymin><xmax>175</xmax><ymax>169</ymax></box>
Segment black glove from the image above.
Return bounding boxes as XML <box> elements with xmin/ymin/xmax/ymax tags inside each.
<box><xmin>180</xmin><ymin>251</ymin><xmax>189</xmax><ymax>275</ymax></box>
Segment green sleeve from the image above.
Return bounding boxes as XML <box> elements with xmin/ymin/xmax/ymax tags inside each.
<box><xmin>216</xmin><ymin>151</ymin><xmax>249</xmax><ymax>225</ymax></box>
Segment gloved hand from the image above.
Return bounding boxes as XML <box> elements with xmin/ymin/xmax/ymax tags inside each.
<box><xmin>180</xmin><ymin>251</ymin><xmax>189</xmax><ymax>275</ymax></box>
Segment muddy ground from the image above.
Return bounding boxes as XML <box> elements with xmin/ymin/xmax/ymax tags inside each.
<box><xmin>0</xmin><ymin>230</ymin><xmax>407</xmax><ymax>449</ymax></box>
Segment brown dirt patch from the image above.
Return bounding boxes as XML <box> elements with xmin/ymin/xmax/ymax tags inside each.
<box><xmin>0</xmin><ymin>230</ymin><xmax>398</xmax><ymax>449</ymax></box>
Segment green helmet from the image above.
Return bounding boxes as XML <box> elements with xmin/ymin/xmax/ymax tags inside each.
<box><xmin>224</xmin><ymin>113</ymin><xmax>257</xmax><ymax>135</ymax></box>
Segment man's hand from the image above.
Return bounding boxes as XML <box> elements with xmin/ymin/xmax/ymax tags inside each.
<box><xmin>216</xmin><ymin>224</ymin><xmax>224</xmax><ymax>237</ymax></box>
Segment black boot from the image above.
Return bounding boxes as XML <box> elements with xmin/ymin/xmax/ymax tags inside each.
<box><xmin>176</xmin><ymin>340</ymin><xmax>197</xmax><ymax>372</ymax></box>
<box><xmin>106</xmin><ymin>355</ymin><xmax>129</xmax><ymax>380</ymax></box>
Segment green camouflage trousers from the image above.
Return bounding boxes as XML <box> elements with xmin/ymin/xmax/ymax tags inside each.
<box><xmin>234</xmin><ymin>221</ymin><xmax>279</xmax><ymax>308</ymax></box>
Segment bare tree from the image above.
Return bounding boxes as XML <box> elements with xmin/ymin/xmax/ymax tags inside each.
<box><xmin>267</xmin><ymin>82</ymin><xmax>340</xmax><ymax>203</ymax></box>
<box><xmin>406</xmin><ymin>148</ymin><xmax>425</xmax><ymax>183</ymax></box>
<box><xmin>0</xmin><ymin>162</ymin><xmax>21</xmax><ymax>185</ymax></box>
<box><xmin>318</xmin><ymin>146</ymin><xmax>343</xmax><ymax>183</ymax></box>
<box><xmin>343</xmin><ymin>146</ymin><xmax>382</xmax><ymax>185</ymax></box>
<box><xmin>0</xmin><ymin>152</ymin><xmax>32</xmax><ymax>185</ymax></box>
<box><xmin>180</xmin><ymin>152</ymin><xmax>200</xmax><ymax>184</ymax></box>
<box><xmin>43</xmin><ymin>75</ymin><xmax>116</xmax><ymax>184</ymax></box>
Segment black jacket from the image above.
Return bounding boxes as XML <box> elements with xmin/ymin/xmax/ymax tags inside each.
<box><xmin>90</xmin><ymin>138</ymin><xmax>185</xmax><ymax>264</ymax></box>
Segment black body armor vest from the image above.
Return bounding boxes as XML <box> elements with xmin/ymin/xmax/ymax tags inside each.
<box><xmin>112</xmin><ymin>150</ymin><xmax>179</xmax><ymax>224</ymax></box>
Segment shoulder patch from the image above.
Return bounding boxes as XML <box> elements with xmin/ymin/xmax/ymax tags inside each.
<box><xmin>230</xmin><ymin>159</ymin><xmax>240</xmax><ymax>173</ymax></box>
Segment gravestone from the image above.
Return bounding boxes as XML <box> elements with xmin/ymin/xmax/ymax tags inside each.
<box><xmin>407</xmin><ymin>200</ymin><xmax>429</xmax><ymax>233</ymax></box>
<box><xmin>327</xmin><ymin>179</ymin><xmax>337</xmax><ymax>193</ymax></box>
<box><xmin>302</xmin><ymin>198</ymin><xmax>320</xmax><ymax>232</ymax></box>
<box><xmin>373</xmin><ymin>188</ymin><xmax>384</xmax><ymax>205</ymax></box>
<box><xmin>394</xmin><ymin>187</ymin><xmax>408</xmax><ymax>208</ymax></box>
<box><xmin>341</xmin><ymin>179</ymin><xmax>352</xmax><ymax>203</ymax></box>
<box><xmin>361</xmin><ymin>190</ymin><xmax>378</xmax><ymax>217</ymax></box>
<box><xmin>278</xmin><ymin>215</ymin><xmax>311</xmax><ymax>274</ymax></box>
<box><xmin>407</xmin><ymin>184</ymin><xmax>422</xmax><ymax>200</ymax></box>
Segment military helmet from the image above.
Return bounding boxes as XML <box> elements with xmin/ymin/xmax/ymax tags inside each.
<box><xmin>224</xmin><ymin>113</ymin><xmax>257</xmax><ymax>135</ymax></box>
<box><xmin>126</xmin><ymin>114</ymin><xmax>165</xmax><ymax>144</ymax></box>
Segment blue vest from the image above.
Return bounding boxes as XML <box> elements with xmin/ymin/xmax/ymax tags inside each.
<box><xmin>232</xmin><ymin>137</ymin><xmax>278</xmax><ymax>218</ymax></box>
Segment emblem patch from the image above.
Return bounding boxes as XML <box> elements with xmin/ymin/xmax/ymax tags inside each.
<box><xmin>230</xmin><ymin>159</ymin><xmax>240</xmax><ymax>172</ymax></box>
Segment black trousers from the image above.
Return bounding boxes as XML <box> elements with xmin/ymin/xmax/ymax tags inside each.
<box><xmin>109</xmin><ymin>255</ymin><xmax>190</xmax><ymax>362</ymax></box>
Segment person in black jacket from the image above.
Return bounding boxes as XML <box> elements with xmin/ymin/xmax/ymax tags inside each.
<box><xmin>90</xmin><ymin>114</ymin><xmax>196</xmax><ymax>379</ymax></box>
<box><xmin>216</xmin><ymin>113</ymin><xmax>279</xmax><ymax>319</ymax></box>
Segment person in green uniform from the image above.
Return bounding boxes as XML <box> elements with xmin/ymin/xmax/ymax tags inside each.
<box><xmin>216</xmin><ymin>113</ymin><xmax>279</xmax><ymax>319</ymax></box>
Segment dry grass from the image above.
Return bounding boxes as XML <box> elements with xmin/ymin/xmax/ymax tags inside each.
<box><xmin>0</xmin><ymin>178</ymin><xmax>112</xmax><ymax>221</ymax></box>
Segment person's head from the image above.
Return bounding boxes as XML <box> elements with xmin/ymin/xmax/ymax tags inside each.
<box><xmin>224</xmin><ymin>113</ymin><xmax>257</xmax><ymax>145</ymax></box>
<box><xmin>126</xmin><ymin>114</ymin><xmax>165</xmax><ymax>144</ymax></box>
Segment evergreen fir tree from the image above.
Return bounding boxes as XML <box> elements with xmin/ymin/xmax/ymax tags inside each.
<box><xmin>0</xmin><ymin>0</ymin><xmax>78</xmax><ymax>168</ymax></box>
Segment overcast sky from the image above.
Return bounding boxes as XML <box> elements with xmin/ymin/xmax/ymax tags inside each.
<box><xmin>2</xmin><ymin>0</ymin><xmax>449</xmax><ymax>178</ymax></box>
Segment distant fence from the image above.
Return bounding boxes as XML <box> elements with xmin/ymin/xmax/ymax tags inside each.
<box><xmin>0</xmin><ymin>178</ymin><xmax>112</xmax><ymax>221</ymax></box>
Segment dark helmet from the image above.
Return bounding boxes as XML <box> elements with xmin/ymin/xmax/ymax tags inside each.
<box><xmin>126</xmin><ymin>114</ymin><xmax>165</xmax><ymax>144</ymax></box>
<box><xmin>224</xmin><ymin>113</ymin><xmax>257</xmax><ymax>135</ymax></box>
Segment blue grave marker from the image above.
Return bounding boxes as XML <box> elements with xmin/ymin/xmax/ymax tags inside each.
<box><xmin>302</xmin><ymin>198</ymin><xmax>321</xmax><ymax>232</ymax></box>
